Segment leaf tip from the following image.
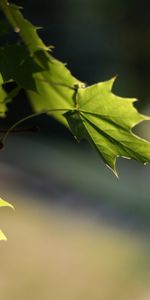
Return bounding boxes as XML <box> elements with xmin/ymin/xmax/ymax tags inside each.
<box><xmin>143</xmin><ymin>114</ymin><xmax>150</xmax><ymax>121</ymax></box>
<box><xmin>106</xmin><ymin>164</ymin><xmax>119</xmax><ymax>178</ymax></box>
<box><xmin>105</xmin><ymin>156</ymin><xmax>119</xmax><ymax>178</ymax></box>
<box><xmin>107</xmin><ymin>76</ymin><xmax>117</xmax><ymax>91</ymax></box>
<box><xmin>0</xmin><ymin>198</ymin><xmax>14</xmax><ymax>210</ymax></box>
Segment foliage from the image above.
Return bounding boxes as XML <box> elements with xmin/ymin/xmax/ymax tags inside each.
<box><xmin>0</xmin><ymin>198</ymin><xmax>14</xmax><ymax>240</ymax></box>
<box><xmin>0</xmin><ymin>0</ymin><xmax>150</xmax><ymax>237</ymax></box>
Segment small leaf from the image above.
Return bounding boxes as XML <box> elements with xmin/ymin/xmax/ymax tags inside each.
<box><xmin>0</xmin><ymin>230</ymin><xmax>7</xmax><ymax>241</ymax></box>
<box><xmin>0</xmin><ymin>198</ymin><xmax>14</xmax><ymax>209</ymax></box>
<box><xmin>0</xmin><ymin>198</ymin><xmax>14</xmax><ymax>241</ymax></box>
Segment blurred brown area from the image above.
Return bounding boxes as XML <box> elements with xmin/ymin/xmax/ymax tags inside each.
<box><xmin>0</xmin><ymin>194</ymin><xmax>149</xmax><ymax>300</ymax></box>
<box><xmin>0</xmin><ymin>137</ymin><xmax>150</xmax><ymax>299</ymax></box>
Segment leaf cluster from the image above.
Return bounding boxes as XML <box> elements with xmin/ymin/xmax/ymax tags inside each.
<box><xmin>0</xmin><ymin>0</ymin><xmax>150</xmax><ymax>238</ymax></box>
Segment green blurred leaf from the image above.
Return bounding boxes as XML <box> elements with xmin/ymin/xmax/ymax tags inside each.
<box><xmin>0</xmin><ymin>198</ymin><xmax>14</xmax><ymax>209</ymax></box>
<box><xmin>0</xmin><ymin>230</ymin><xmax>7</xmax><ymax>241</ymax></box>
<box><xmin>0</xmin><ymin>198</ymin><xmax>14</xmax><ymax>241</ymax></box>
<box><xmin>0</xmin><ymin>73</ymin><xmax>8</xmax><ymax>117</ymax></box>
<box><xmin>65</xmin><ymin>78</ymin><xmax>150</xmax><ymax>175</ymax></box>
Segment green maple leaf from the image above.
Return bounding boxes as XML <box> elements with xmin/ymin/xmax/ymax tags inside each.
<box><xmin>65</xmin><ymin>78</ymin><xmax>150</xmax><ymax>175</ymax></box>
<box><xmin>1</xmin><ymin>2</ymin><xmax>150</xmax><ymax>175</ymax></box>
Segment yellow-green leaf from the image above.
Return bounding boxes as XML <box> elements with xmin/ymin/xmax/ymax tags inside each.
<box><xmin>0</xmin><ymin>230</ymin><xmax>7</xmax><ymax>241</ymax></box>
<box><xmin>0</xmin><ymin>198</ymin><xmax>14</xmax><ymax>209</ymax></box>
<box><xmin>65</xmin><ymin>78</ymin><xmax>150</xmax><ymax>175</ymax></box>
<box><xmin>0</xmin><ymin>198</ymin><xmax>14</xmax><ymax>241</ymax></box>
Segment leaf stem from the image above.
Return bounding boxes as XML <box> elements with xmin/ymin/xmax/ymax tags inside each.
<box><xmin>1</xmin><ymin>108</ymin><xmax>72</xmax><ymax>144</ymax></box>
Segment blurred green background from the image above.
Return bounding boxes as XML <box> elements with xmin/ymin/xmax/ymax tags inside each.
<box><xmin>0</xmin><ymin>0</ymin><xmax>150</xmax><ymax>299</ymax></box>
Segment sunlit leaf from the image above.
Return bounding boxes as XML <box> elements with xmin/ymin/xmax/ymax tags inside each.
<box><xmin>27</xmin><ymin>51</ymin><xmax>83</xmax><ymax>126</ymax></box>
<box><xmin>65</xmin><ymin>78</ymin><xmax>150</xmax><ymax>175</ymax></box>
